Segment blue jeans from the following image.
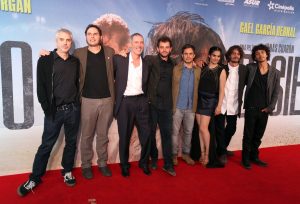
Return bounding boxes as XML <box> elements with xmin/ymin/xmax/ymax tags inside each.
<box><xmin>30</xmin><ymin>104</ymin><xmax>80</xmax><ymax>183</ymax></box>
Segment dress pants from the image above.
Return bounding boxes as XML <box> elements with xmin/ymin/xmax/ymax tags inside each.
<box><xmin>80</xmin><ymin>97</ymin><xmax>113</xmax><ymax>168</ymax></box>
<box><xmin>116</xmin><ymin>95</ymin><xmax>151</xmax><ymax>168</ymax></box>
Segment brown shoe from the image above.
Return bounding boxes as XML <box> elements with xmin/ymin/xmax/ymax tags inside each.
<box><xmin>182</xmin><ymin>154</ymin><xmax>195</xmax><ymax>165</ymax></box>
<box><xmin>173</xmin><ymin>155</ymin><xmax>178</xmax><ymax>166</ymax></box>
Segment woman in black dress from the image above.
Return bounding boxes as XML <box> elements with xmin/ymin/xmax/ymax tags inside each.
<box><xmin>196</xmin><ymin>46</ymin><xmax>226</xmax><ymax>166</ymax></box>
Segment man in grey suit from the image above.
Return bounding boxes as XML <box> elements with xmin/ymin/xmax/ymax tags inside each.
<box><xmin>242</xmin><ymin>44</ymin><xmax>280</xmax><ymax>169</ymax></box>
<box><xmin>74</xmin><ymin>24</ymin><xmax>115</xmax><ymax>178</ymax></box>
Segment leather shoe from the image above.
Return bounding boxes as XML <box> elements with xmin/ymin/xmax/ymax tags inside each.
<box><xmin>121</xmin><ymin>166</ymin><xmax>130</xmax><ymax>177</ymax></box>
<box><xmin>250</xmin><ymin>158</ymin><xmax>268</xmax><ymax>167</ymax></box>
<box><xmin>162</xmin><ymin>166</ymin><xmax>176</xmax><ymax>177</ymax></box>
<box><xmin>99</xmin><ymin>166</ymin><xmax>112</xmax><ymax>177</ymax></box>
<box><xmin>241</xmin><ymin>161</ymin><xmax>252</xmax><ymax>170</ymax></box>
<box><xmin>151</xmin><ymin>160</ymin><xmax>158</xmax><ymax>170</ymax></box>
<box><xmin>226</xmin><ymin>150</ymin><xmax>234</xmax><ymax>156</ymax></box>
<box><xmin>139</xmin><ymin>164</ymin><xmax>151</xmax><ymax>175</ymax></box>
<box><xmin>82</xmin><ymin>167</ymin><xmax>93</xmax><ymax>179</ymax></box>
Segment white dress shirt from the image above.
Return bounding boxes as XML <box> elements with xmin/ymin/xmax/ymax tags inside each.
<box><xmin>123</xmin><ymin>52</ymin><xmax>144</xmax><ymax>96</ymax></box>
<box><xmin>221</xmin><ymin>64</ymin><xmax>239</xmax><ymax>115</ymax></box>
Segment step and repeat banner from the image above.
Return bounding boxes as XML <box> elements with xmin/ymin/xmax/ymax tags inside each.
<box><xmin>0</xmin><ymin>0</ymin><xmax>300</xmax><ymax>175</ymax></box>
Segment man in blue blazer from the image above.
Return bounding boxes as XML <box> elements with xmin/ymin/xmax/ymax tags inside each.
<box><xmin>113</xmin><ymin>33</ymin><xmax>151</xmax><ymax>177</ymax></box>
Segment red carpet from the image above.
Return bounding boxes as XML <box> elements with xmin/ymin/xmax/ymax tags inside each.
<box><xmin>1</xmin><ymin>145</ymin><xmax>300</xmax><ymax>204</ymax></box>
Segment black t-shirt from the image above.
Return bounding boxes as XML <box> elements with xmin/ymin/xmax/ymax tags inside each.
<box><xmin>82</xmin><ymin>49</ymin><xmax>111</xmax><ymax>99</ymax></box>
<box><xmin>53</xmin><ymin>52</ymin><xmax>79</xmax><ymax>106</ymax></box>
<box><xmin>245</xmin><ymin>69</ymin><xmax>268</xmax><ymax>109</ymax></box>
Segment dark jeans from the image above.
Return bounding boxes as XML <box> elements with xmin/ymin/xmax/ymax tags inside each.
<box><xmin>215</xmin><ymin>114</ymin><xmax>238</xmax><ymax>155</ymax></box>
<box><xmin>116</xmin><ymin>95</ymin><xmax>151</xmax><ymax>168</ymax></box>
<box><xmin>30</xmin><ymin>104</ymin><xmax>80</xmax><ymax>183</ymax></box>
<box><xmin>149</xmin><ymin>105</ymin><xmax>173</xmax><ymax>168</ymax></box>
<box><xmin>242</xmin><ymin>108</ymin><xmax>268</xmax><ymax>162</ymax></box>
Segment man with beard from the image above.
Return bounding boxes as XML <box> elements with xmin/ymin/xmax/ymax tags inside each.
<box><xmin>145</xmin><ymin>36</ymin><xmax>176</xmax><ymax>176</ymax></box>
<box><xmin>215</xmin><ymin>45</ymin><xmax>248</xmax><ymax>165</ymax></box>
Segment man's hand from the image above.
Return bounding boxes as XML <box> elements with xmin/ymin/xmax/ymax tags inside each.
<box><xmin>39</xmin><ymin>49</ymin><xmax>50</xmax><ymax>56</ymax></box>
<box><xmin>118</xmin><ymin>49</ymin><xmax>127</xmax><ymax>57</ymax></box>
<box><xmin>261</xmin><ymin>108</ymin><xmax>269</xmax><ymax>113</ymax></box>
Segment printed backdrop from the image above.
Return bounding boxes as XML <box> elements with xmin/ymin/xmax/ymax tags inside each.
<box><xmin>0</xmin><ymin>0</ymin><xmax>300</xmax><ymax>175</ymax></box>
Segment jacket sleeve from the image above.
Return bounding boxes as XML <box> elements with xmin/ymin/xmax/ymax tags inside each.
<box><xmin>267</xmin><ymin>70</ymin><xmax>281</xmax><ymax>112</ymax></box>
<box><xmin>36</xmin><ymin>57</ymin><xmax>49</xmax><ymax>112</ymax></box>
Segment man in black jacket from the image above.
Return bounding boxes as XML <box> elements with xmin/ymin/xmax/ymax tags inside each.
<box><xmin>215</xmin><ymin>45</ymin><xmax>248</xmax><ymax>165</ymax></box>
<box><xmin>145</xmin><ymin>36</ymin><xmax>176</xmax><ymax>176</ymax></box>
<box><xmin>17</xmin><ymin>28</ymin><xmax>80</xmax><ymax>196</ymax></box>
<box><xmin>242</xmin><ymin>44</ymin><xmax>280</xmax><ymax>169</ymax></box>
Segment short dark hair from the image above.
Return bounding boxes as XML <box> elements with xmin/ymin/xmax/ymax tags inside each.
<box><xmin>251</xmin><ymin>44</ymin><xmax>271</xmax><ymax>61</ymax></box>
<box><xmin>85</xmin><ymin>24</ymin><xmax>102</xmax><ymax>36</ymax></box>
<box><xmin>181</xmin><ymin>44</ymin><xmax>195</xmax><ymax>54</ymax></box>
<box><xmin>225</xmin><ymin>45</ymin><xmax>244</xmax><ymax>62</ymax></box>
<box><xmin>156</xmin><ymin>36</ymin><xmax>172</xmax><ymax>47</ymax></box>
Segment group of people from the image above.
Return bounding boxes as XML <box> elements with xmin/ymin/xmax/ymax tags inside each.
<box><xmin>17</xmin><ymin>24</ymin><xmax>280</xmax><ymax>197</ymax></box>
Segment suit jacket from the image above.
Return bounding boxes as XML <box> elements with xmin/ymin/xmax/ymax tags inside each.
<box><xmin>73</xmin><ymin>45</ymin><xmax>115</xmax><ymax>102</ymax></box>
<box><xmin>244</xmin><ymin>62</ymin><xmax>280</xmax><ymax>114</ymax></box>
<box><xmin>113</xmin><ymin>54</ymin><xmax>150</xmax><ymax>117</ymax></box>
<box><xmin>223</xmin><ymin>64</ymin><xmax>248</xmax><ymax>116</ymax></box>
<box><xmin>172</xmin><ymin>62</ymin><xmax>201</xmax><ymax>113</ymax></box>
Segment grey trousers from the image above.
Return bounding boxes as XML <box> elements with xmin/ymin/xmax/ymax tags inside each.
<box><xmin>172</xmin><ymin>108</ymin><xmax>195</xmax><ymax>155</ymax></box>
<box><xmin>80</xmin><ymin>97</ymin><xmax>113</xmax><ymax>168</ymax></box>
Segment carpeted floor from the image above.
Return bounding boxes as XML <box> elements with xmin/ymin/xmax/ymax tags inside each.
<box><xmin>1</xmin><ymin>145</ymin><xmax>300</xmax><ymax>204</ymax></box>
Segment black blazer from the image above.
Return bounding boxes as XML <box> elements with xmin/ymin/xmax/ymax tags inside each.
<box><xmin>224</xmin><ymin>64</ymin><xmax>248</xmax><ymax>117</ymax></box>
<box><xmin>113</xmin><ymin>54</ymin><xmax>150</xmax><ymax>117</ymax></box>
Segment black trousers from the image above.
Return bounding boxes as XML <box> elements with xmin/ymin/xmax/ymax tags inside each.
<box><xmin>149</xmin><ymin>105</ymin><xmax>173</xmax><ymax>168</ymax></box>
<box><xmin>116</xmin><ymin>95</ymin><xmax>151</xmax><ymax>168</ymax></box>
<box><xmin>242</xmin><ymin>108</ymin><xmax>268</xmax><ymax>162</ymax></box>
<box><xmin>215</xmin><ymin>114</ymin><xmax>238</xmax><ymax>155</ymax></box>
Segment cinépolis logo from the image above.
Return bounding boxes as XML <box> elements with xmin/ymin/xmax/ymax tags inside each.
<box><xmin>0</xmin><ymin>0</ymin><xmax>31</xmax><ymax>14</ymax></box>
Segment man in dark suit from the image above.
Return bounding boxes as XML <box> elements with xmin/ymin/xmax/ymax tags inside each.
<box><xmin>215</xmin><ymin>45</ymin><xmax>248</xmax><ymax>165</ymax></box>
<box><xmin>113</xmin><ymin>33</ymin><xmax>151</xmax><ymax>177</ymax></box>
<box><xmin>242</xmin><ymin>44</ymin><xmax>280</xmax><ymax>169</ymax></box>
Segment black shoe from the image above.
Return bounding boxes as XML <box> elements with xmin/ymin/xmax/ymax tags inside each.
<box><xmin>206</xmin><ymin>160</ymin><xmax>225</xmax><ymax>168</ymax></box>
<box><xmin>241</xmin><ymin>161</ymin><xmax>252</xmax><ymax>170</ymax></box>
<box><xmin>99</xmin><ymin>166</ymin><xmax>112</xmax><ymax>177</ymax></box>
<box><xmin>17</xmin><ymin>179</ymin><xmax>38</xmax><ymax>197</ymax></box>
<box><xmin>226</xmin><ymin>150</ymin><xmax>234</xmax><ymax>156</ymax></box>
<box><xmin>162</xmin><ymin>166</ymin><xmax>176</xmax><ymax>177</ymax></box>
<box><xmin>250</xmin><ymin>158</ymin><xmax>268</xmax><ymax>167</ymax></box>
<box><xmin>151</xmin><ymin>160</ymin><xmax>158</xmax><ymax>170</ymax></box>
<box><xmin>82</xmin><ymin>167</ymin><xmax>93</xmax><ymax>179</ymax></box>
<box><xmin>219</xmin><ymin>154</ymin><xmax>228</xmax><ymax>165</ymax></box>
<box><xmin>139</xmin><ymin>164</ymin><xmax>151</xmax><ymax>175</ymax></box>
<box><xmin>121</xmin><ymin>166</ymin><xmax>130</xmax><ymax>177</ymax></box>
<box><xmin>63</xmin><ymin>172</ymin><xmax>76</xmax><ymax>187</ymax></box>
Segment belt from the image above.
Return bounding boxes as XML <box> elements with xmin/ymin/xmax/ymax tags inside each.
<box><xmin>56</xmin><ymin>103</ymin><xmax>75</xmax><ymax>111</ymax></box>
<box><xmin>123</xmin><ymin>94</ymin><xmax>144</xmax><ymax>98</ymax></box>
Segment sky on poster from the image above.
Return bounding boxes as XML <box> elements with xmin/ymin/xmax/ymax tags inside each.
<box><xmin>0</xmin><ymin>0</ymin><xmax>299</xmax><ymax>52</ymax></box>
